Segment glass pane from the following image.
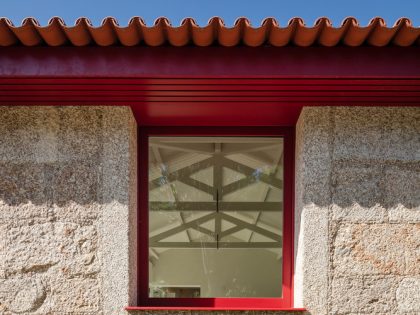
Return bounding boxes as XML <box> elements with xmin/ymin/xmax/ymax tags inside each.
<box><xmin>149</xmin><ymin>136</ymin><xmax>283</xmax><ymax>298</ymax></box>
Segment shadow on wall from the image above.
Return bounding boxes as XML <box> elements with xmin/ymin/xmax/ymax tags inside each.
<box><xmin>0</xmin><ymin>106</ymin><xmax>134</xmax><ymax>314</ymax></box>
<box><xmin>293</xmin><ymin>107</ymin><xmax>420</xmax><ymax>315</ymax></box>
<box><xmin>1</xmin><ymin>107</ymin><xmax>418</xmax><ymax>211</ymax></box>
<box><xmin>0</xmin><ymin>106</ymin><xmax>419</xmax><ymax>315</ymax></box>
<box><xmin>0</xmin><ymin>106</ymin><xmax>130</xmax><ymax>207</ymax></box>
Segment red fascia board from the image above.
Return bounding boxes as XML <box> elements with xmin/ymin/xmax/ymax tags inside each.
<box><xmin>0</xmin><ymin>77</ymin><xmax>419</xmax><ymax>126</ymax></box>
<box><xmin>0</xmin><ymin>46</ymin><xmax>419</xmax><ymax>126</ymax></box>
<box><xmin>1</xmin><ymin>46</ymin><xmax>420</xmax><ymax>77</ymax></box>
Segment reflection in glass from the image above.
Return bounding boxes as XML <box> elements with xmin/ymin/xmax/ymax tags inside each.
<box><xmin>149</xmin><ymin>137</ymin><xmax>283</xmax><ymax>298</ymax></box>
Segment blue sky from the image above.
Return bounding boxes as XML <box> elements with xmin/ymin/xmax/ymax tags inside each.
<box><xmin>1</xmin><ymin>0</ymin><xmax>419</xmax><ymax>26</ymax></box>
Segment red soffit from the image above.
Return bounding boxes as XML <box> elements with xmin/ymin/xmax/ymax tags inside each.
<box><xmin>0</xmin><ymin>16</ymin><xmax>419</xmax><ymax>47</ymax></box>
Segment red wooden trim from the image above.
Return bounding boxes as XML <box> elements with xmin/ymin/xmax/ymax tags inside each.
<box><xmin>0</xmin><ymin>77</ymin><xmax>419</xmax><ymax>126</ymax></box>
<box><xmin>2</xmin><ymin>77</ymin><xmax>420</xmax><ymax>84</ymax></box>
<box><xmin>1</xmin><ymin>47</ymin><xmax>420</xmax><ymax>77</ymax></box>
<box><xmin>138</xmin><ymin>126</ymin><xmax>295</xmax><ymax>309</ymax></box>
<box><xmin>138</xmin><ymin>127</ymin><xmax>150</xmax><ymax>303</ymax></box>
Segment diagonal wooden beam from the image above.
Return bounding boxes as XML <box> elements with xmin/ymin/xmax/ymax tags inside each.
<box><xmin>220</xmin><ymin>156</ymin><xmax>283</xmax><ymax>190</ymax></box>
<box><xmin>149</xmin><ymin>248</ymin><xmax>160</xmax><ymax>262</ymax></box>
<box><xmin>221</xmin><ymin>176</ymin><xmax>283</xmax><ymax>195</ymax></box>
<box><xmin>149</xmin><ymin>212</ymin><xmax>216</xmax><ymax>243</ymax></box>
<box><xmin>151</xmin><ymin>145</ymin><xmax>194</xmax><ymax>243</ymax></box>
<box><xmin>248</xmin><ymin>151</ymin><xmax>282</xmax><ymax>242</ymax></box>
<box><xmin>221</xmin><ymin>177</ymin><xmax>258</xmax><ymax>195</ymax></box>
<box><xmin>248</xmin><ymin>187</ymin><xmax>270</xmax><ymax>242</ymax></box>
<box><xmin>218</xmin><ymin>225</ymin><xmax>244</xmax><ymax>238</ymax></box>
<box><xmin>149</xmin><ymin>157</ymin><xmax>214</xmax><ymax>190</ymax></box>
<box><xmin>177</xmin><ymin>176</ymin><xmax>215</xmax><ymax>195</ymax></box>
<box><xmin>220</xmin><ymin>213</ymin><xmax>282</xmax><ymax>242</ymax></box>
<box><xmin>191</xmin><ymin>225</ymin><xmax>216</xmax><ymax>238</ymax></box>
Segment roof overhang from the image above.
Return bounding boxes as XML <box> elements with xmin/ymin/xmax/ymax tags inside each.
<box><xmin>1</xmin><ymin>46</ymin><xmax>419</xmax><ymax>125</ymax></box>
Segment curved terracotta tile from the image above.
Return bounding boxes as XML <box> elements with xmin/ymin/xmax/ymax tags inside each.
<box><xmin>10</xmin><ymin>18</ymin><xmax>43</xmax><ymax>46</ymax></box>
<box><xmin>392</xmin><ymin>18</ymin><xmax>420</xmax><ymax>46</ymax></box>
<box><xmin>166</xmin><ymin>18</ymin><xmax>193</xmax><ymax>47</ymax></box>
<box><xmin>341</xmin><ymin>17</ymin><xmax>373</xmax><ymax>46</ymax></box>
<box><xmin>113</xmin><ymin>17</ymin><xmax>142</xmax><ymax>46</ymax></box>
<box><xmin>292</xmin><ymin>18</ymin><xmax>321</xmax><ymax>47</ymax></box>
<box><xmin>0</xmin><ymin>16</ymin><xmax>418</xmax><ymax>47</ymax></box>
<box><xmin>35</xmin><ymin>17</ymin><xmax>68</xmax><ymax>46</ymax></box>
<box><xmin>86</xmin><ymin>17</ymin><xmax>119</xmax><ymax>46</ymax></box>
<box><xmin>141</xmin><ymin>17</ymin><xmax>168</xmax><ymax>46</ymax></box>
<box><xmin>0</xmin><ymin>18</ymin><xmax>18</xmax><ymax>46</ymax></box>
<box><xmin>215</xmin><ymin>17</ymin><xmax>242</xmax><ymax>47</ymax></box>
<box><xmin>316</xmin><ymin>18</ymin><xmax>347</xmax><ymax>47</ymax></box>
<box><xmin>267</xmin><ymin>19</ymin><xmax>293</xmax><ymax>47</ymax></box>
<box><xmin>191</xmin><ymin>18</ymin><xmax>216</xmax><ymax>47</ymax></box>
<box><xmin>63</xmin><ymin>18</ymin><xmax>93</xmax><ymax>46</ymax></box>
<box><xmin>366</xmin><ymin>17</ymin><xmax>396</xmax><ymax>46</ymax></box>
<box><xmin>242</xmin><ymin>18</ymin><xmax>268</xmax><ymax>47</ymax></box>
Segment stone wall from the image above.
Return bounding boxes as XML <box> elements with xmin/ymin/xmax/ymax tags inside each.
<box><xmin>0</xmin><ymin>106</ymin><xmax>137</xmax><ymax>315</ymax></box>
<box><xmin>295</xmin><ymin>107</ymin><xmax>420</xmax><ymax>315</ymax></box>
<box><xmin>0</xmin><ymin>106</ymin><xmax>419</xmax><ymax>315</ymax></box>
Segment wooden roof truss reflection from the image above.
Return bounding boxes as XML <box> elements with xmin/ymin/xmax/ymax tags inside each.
<box><xmin>149</xmin><ymin>137</ymin><xmax>283</xmax><ymax>249</ymax></box>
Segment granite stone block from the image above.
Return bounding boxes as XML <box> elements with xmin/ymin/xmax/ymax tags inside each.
<box><xmin>0</xmin><ymin>106</ymin><xmax>59</xmax><ymax>163</ymax></box>
<box><xmin>333</xmin><ymin>223</ymin><xmax>419</xmax><ymax>276</ymax></box>
<box><xmin>57</xmin><ymin>107</ymin><xmax>102</xmax><ymax>162</ymax></box>
<box><xmin>381</xmin><ymin>107</ymin><xmax>420</xmax><ymax>162</ymax></box>
<box><xmin>0</xmin><ymin>162</ymin><xmax>46</xmax><ymax>206</ymax></box>
<box><xmin>396</xmin><ymin>277</ymin><xmax>420</xmax><ymax>313</ymax></box>
<box><xmin>50</xmin><ymin>278</ymin><xmax>101</xmax><ymax>312</ymax></box>
<box><xmin>332</xmin><ymin>107</ymin><xmax>386</xmax><ymax>161</ymax></box>
<box><xmin>331</xmin><ymin>204</ymin><xmax>387</xmax><ymax>223</ymax></box>
<box><xmin>331</xmin><ymin>276</ymin><xmax>398</xmax><ymax>314</ymax></box>
<box><xmin>384</xmin><ymin>166</ymin><xmax>420</xmax><ymax>210</ymax></box>
<box><xmin>331</xmin><ymin>163</ymin><xmax>383</xmax><ymax>208</ymax></box>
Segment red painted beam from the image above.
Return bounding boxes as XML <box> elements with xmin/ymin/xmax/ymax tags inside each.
<box><xmin>1</xmin><ymin>46</ymin><xmax>420</xmax><ymax>77</ymax></box>
<box><xmin>1</xmin><ymin>47</ymin><xmax>419</xmax><ymax>126</ymax></box>
<box><xmin>0</xmin><ymin>77</ymin><xmax>419</xmax><ymax>126</ymax></box>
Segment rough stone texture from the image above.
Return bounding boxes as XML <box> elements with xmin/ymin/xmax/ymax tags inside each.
<box><xmin>0</xmin><ymin>106</ymin><xmax>419</xmax><ymax>315</ymax></box>
<box><xmin>50</xmin><ymin>278</ymin><xmax>101</xmax><ymax>312</ymax></box>
<box><xmin>0</xmin><ymin>223</ymin><xmax>6</xmax><ymax>279</ymax></box>
<box><xmin>333</xmin><ymin>223</ymin><xmax>419</xmax><ymax>276</ymax></box>
<box><xmin>396</xmin><ymin>277</ymin><xmax>420</xmax><ymax>313</ymax></box>
<box><xmin>0</xmin><ymin>106</ymin><xmax>137</xmax><ymax>315</ymax></box>
<box><xmin>295</xmin><ymin>107</ymin><xmax>420</xmax><ymax>315</ymax></box>
<box><xmin>294</xmin><ymin>107</ymin><xmax>332</xmax><ymax>314</ymax></box>
<box><xmin>0</xmin><ymin>107</ymin><xmax>60</xmax><ymax>163</ymax></box>
<box><xmin>330</xmin><ymin>276</ymin><xmax>399</xmax><ymax>314</ymax></box>
<box><xmin>384</xmin><ymin>167</ymin><xmax>420</xmax><ymax>207</ymax></box>
<box><xmin>101</xmin><ymin>107</ymin><xmax>138</xmax><ymax>315</ymax></box>
<box><xmin>0</xmin><ymin>278</ymin><xmax>48</xmax><ymax>314</ymax></box>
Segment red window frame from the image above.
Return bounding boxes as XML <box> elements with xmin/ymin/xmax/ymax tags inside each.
<box><xmin>137</xmin><ymin>126</ymin><xmax>295</xmax><ymax>310</ymax></box>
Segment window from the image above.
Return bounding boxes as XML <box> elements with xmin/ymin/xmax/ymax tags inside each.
<box><xmin>138</xmin><ymin>127</ymin><xmax>294</xmax><ymax>309</ymax></box>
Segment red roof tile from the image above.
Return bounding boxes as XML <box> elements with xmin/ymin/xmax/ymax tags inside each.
<box><xmin>0</xmin><ymin>17</ymin><xmax>419</xmax><ymax>47</ymax></box>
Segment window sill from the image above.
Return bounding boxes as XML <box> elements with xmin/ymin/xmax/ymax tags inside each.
<box><xmin>126</xmin><ymin>306</ymin><xmax>307</xmax><ymax>311</ymax></box>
